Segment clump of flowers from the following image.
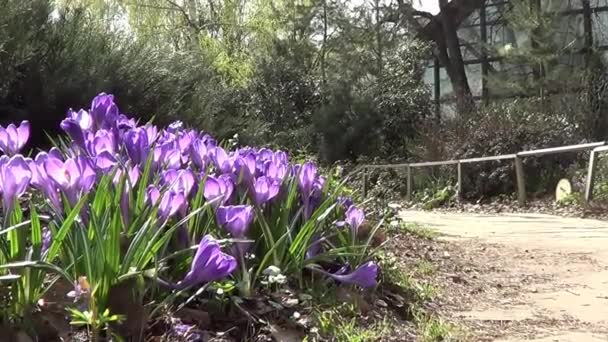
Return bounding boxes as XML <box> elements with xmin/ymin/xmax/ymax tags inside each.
<box><xmin>0</xmin><ymin>93</ymin><xmax>381</xmax><ymax>339</ymax></box>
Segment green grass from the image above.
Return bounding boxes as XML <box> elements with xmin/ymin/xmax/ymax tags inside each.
<box><xmin>400</xmin><ymin>223</ymin><xmax>439</xmax><ymax>240</ymax></box>
<box><xmin>313</xmin><ymin>309</ymin><xmax>392</xmax><ymax>342</ymax></box>
<box><xmin>417</xmin><ymin>315</ymin><xmax>459</xmax><ymax>342</ymax></box>
<box><xmin>415</xmin><ymin>260</ymin><xmax>436</xmax><ymax>276</ymax></box>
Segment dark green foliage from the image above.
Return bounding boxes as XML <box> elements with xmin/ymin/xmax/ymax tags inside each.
<box><xmin>430</xmin><ymin>98</ymin><xmax>585</xmax><ymax>198</ymax></box>
<box><xmin>0</xmin><ymin>0</ymin><xmax>216</xmax><ymax>149</ymax></box>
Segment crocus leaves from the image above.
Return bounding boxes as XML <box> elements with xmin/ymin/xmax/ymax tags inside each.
<box><xmin>0</xmin><ymin>92</ymin><xmax>380</xmax><ymax>294</ymax></box>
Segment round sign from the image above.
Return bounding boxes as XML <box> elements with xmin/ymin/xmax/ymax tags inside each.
<box><xmin>555</xmin><ymin>178</ymin><xmax>572</xmax><ymax>202</ymax></box>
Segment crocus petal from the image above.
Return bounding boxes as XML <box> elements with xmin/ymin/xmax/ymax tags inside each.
<box><xmin>177</xmin><ymin>235</ymin><xmax>237</xmax><ymax>289</ymax></box>
<box><xmin>326</xmin><ymin>261</ymin><xmax>378</xmax><ymax>288</ymax></box>
<box><xmin>345</xmin><ymin>205</ymin><xmax>365</xmax><ymax>235</ymax></box>
<box><xmin>216</xmin><ymin>205</ymin><xmax>254</xmax><ymax>237</ymax></box>
<box><xmin>1</xmin><ymin>155</ymin><xmax>32</xmax><ymax>211</ymax></box>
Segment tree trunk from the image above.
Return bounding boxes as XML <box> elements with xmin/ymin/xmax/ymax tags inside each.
<box><xmin>438</xmin><ymin>0</ymin><xmax>475</xmax><ymax>115</ymax></box>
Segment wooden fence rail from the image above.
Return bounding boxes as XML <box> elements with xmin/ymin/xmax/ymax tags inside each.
<box><xmin>359</xmin><ymin>141</ymin><xmax>608</xmax><ymax>205</ymax></box>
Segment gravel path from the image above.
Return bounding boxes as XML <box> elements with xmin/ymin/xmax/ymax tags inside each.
<box><xmin>399</xmin><ymin>210</ymin><xmax>608</xmax><ymax>342</ymax></box>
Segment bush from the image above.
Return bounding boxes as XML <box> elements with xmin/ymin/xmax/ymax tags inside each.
<box><xmin>414</xmin><ymin>98</ymin><xmax>586</xmax><ymax>198</ymax></box>
<box><xmin>0</xmin><ymin>0</ymin><xmax>219</xmax><ymax>149</ymax></box>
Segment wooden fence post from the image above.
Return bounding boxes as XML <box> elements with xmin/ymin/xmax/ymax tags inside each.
<box><xmin>457</xmin><ymin>162</ymin><xmax>462</xmax><ymax>201</ymax></box>
<box><xmin>515</xmin><ymin>156</ymin><xmax>526</xmax><ymax>206</ymax></box>
<box><xmin>585</xmin><ymin>150</ymin><xmax>597</xmax><ymax>203</ymax></box>
<box><xmin>406</xmin><ymin>165</ymin><xmax>412</xmax><ymax>202</ymax></box>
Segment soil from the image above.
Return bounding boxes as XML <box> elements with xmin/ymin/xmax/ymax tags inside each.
<box><xmin>392</xmin><ymin>209</ymin><xmax>608</xmax><ymax>341</ymax></box>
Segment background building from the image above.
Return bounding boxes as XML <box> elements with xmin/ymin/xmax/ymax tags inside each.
<box><xmin>423</xmin><ymin>0</ymin><xmax>608</xmax><ymax>116</ymax></box>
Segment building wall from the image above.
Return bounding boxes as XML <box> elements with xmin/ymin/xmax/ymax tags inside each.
<box><xmin>425</xmin><ymin>0</ymin><xmax>608</xmax><ymax>116</ymax></box>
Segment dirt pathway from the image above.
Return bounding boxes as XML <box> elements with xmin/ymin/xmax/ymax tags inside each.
<box><xmin>399</xmin><ymin>210</ymin><xmax>608</xmax><ymax>342</ymax></box>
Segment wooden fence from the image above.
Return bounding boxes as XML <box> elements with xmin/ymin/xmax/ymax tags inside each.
<box><xmin>359</xmin><ymin>141</ymin><xmax>608</xmax><ymax>205</ymax></box>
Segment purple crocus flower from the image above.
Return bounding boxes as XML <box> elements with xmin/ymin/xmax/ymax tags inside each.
<box><xmin>306</xmin><ymin>235</ymin><xmax>325</xmax><ymax>259</ymax></box>
<box><xmin>234</xmin><ymin>153</ymin><xmax>256</xmax><ymax>183</ymax></box>
<box><xmin>44</xmin><ymin>156</ymin><xmax>96</xmax><ymax>206</ymax></box>
<box><xmin>326</xmin><ymin>261</ymin><xmax>378</xmax><ymax>288</ymax></box>
<box><xmin>67</xmin><ymin>109</ymin><xmax>93</xmax><ymax>131</ymax></box>
<box><xmin>90</xmin><ymin>93</ymin><xmax>119</xmax><ymax>130</ymax></box>
<box><xmin>200</xmin><ymin>134</ymin><xmax>216</xmax><ymax>148</ymax></box>
<box><xmin>253</xmin><ymin>176</ymin><xmax>280</xmax><ymax>205</ymax></box>
<box><xmin>28</xmin><ymin>152</ymin><xmax>61</xmax><ymax>210</ymax></box>
<box><xmin>84</xmin><ymin>129</ymin><xmax>118</xmax><ymax>171</ymax></box>
<box><xmin>337</xmin><ymin>196</ymin><xmax>354</xmax><ymax>210</ymax></box>
<box><xmin>190</xmin><ymin>139</ymin><xmax>208</xmax><ymax>170</ymax></box>
<box><xmin>161</xmin><ymin>169</ymin><xmax>196</xmax><ymax>197</ymax></box>
<box><xmin>171</xmin><ymin>320</ymin><xmax>202</xmax><ymax>341</ymax></box>
<box><xmin>116</xmin><ymin>114</ymin><xmax>137</xmax><ymax>130</ymax></box>
<box><xmin>124</xmin><ymin>127</ymin><xmax>149</xmax><ymax>165</ymax></box>
<box><xmin>144</xmin><ymin>124</ymin><xmax>159</xmax><ymax>145</ymax></box>
<box><xmin>0</xmin><ymin>155</ymin><xmax>32</xmax><ymax>212</ymax></box>
<box><xmin>176</xmin><ymin>235</ymin><xmax>237</xmax><ymax>289</ymax></box>
<box><xmin>153</xmin><ymin>142</ymin><xmax>181</xmax><ymax>170</ymax></box>
<box><xmin>147</xmin><ymin>186</ymin><xmax>186</xmax><ymax>221</ymax></box>
<box><xmin>274</xmin><ymin>151</ymin><xmax>288</xmax><ymax>164</ymax></box>
<box><xmin>60</xmin><ymin>109</ymin><xmax>93</xmax><ymax>149</ymax></box>
<box><xmin>338</xmin><ymin>205</ymin><xmax>365</xmax><ymax>236</ymax></box>
<box><xmin>298</xmin><ymin>162</ymin><xmax>318</xmax><ymax>198</ymax></box>
<box><xmin>211</xmin><ymin>147</ymin><xmax>233</xmax><ymax>174</ymax></box>
<box><xmin>0</xmin><ymin>121</ymin><xmax>30</xmax><ymax>156</ymax></box>
<box><xmin>177</xmin><ymin>130</ymin><xmax>196</xmax><ymax>155</ymax></box>
<box><xmin>203</xmin><ymin>175</ymin><xmax>234</xmax><ymax>206</ymax></box>
<box><xmin>216</xmin><ymin>205</ymin><xmax>254</xmax><ymax>237</ymax></box>
<box><xmin>264</xmin><ymin>159</ymin><xmax>288</xmax><ymax>183</ymax></box>
<box><xmin>87</xmin><ymin>129</ymin><xmax>116</xmax><ymax>155</ymax></box>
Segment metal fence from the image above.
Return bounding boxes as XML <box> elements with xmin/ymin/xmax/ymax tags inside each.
<box><xmin>360</xmin><ymin>141</ymin><xmax>608</xmax><ymax>205</ymax></box>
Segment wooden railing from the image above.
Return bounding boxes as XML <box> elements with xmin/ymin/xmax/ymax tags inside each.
<box><xmin>359</xmin><ymin>141</ymin><xmax>608</xmax><ymax>205</ymax></box>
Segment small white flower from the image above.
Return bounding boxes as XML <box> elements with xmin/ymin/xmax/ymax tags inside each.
<box><xmin>216</xmin><ymin>288</ymin><xmax>224</xmax><ymax>295</ymax></box>
<box><xmin>292</xmin><ymin>311</ymin><xmax>301</xmax><ymax>319</ymax></box>
<box><xmin>263</xmin><ymin>265</ymin><xmax>281</xmax><ymax>276</ymax></box>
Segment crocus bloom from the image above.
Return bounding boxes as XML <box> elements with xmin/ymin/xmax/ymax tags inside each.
<box><xmin>162</xmin><ymin>169</ymin><xmax>196</xmax><ymax>197</ymax></box>
<box><xmin>60</xmin><ymin>118</ymin><xmax>86</xmax><ymax>149</ymax></box>
<box><xmin>124</xmin><ymin>128</ymin><xmax>149</xmax><ymax>165</ymax></box>
<box><xmin>298</xmin><ymin>162</ymin><xmax>318</xmax><ymax>198</ymax></box>
<box><xmin>190</xmin><ymin>139</ymin><xmax>208</xmax><ymax>170</ymax></box>
<box><xmin>216</xmin><ymin>205</ymin><xmax>254</xmax><ymax>237</ymax></box>
<box><xmin>0</xmin><ymin>121</ymin><xmax>30</xmax><ymax>155</ymax></box>
<box><xmin>211</xmin><ymin>147</ymin><xmax>233</xmax><ymax>174</ymax></box>
<box><xmin>234</xmin><ymin>153</ymin><xmax>256</xmax><ymax>183</ymax></box>
<box><xmin>326</xmin><ymin>261</ymin><xmax>378</xmax><ymax>288</ymax></box>
<box><xmin>204</xmin><ymin>175</ymin><xmax>234</xmax><ymax>206</ymax></box>
<box><xmin>0</xmin><ymin>155</ymin><xmax>32</xmax><ymax>212</ymax></box>
<box><xmin>264</xmin><ymin>159</ymin><xmax>288</xmax><ymax>183</ymax></box>
<box><xmin>253</xmin><ymin>176</ymin><xmax>280</xmax><ymax>205</ymax></box>
<box><xmin>28</xmin><ymin>152</ymin><xmax>61</xmax><ymax>210</ymax></box>
<box><xmin>44</xmin><ymin>156</ymin><xmax>96</xmax><ymax>206</ymax></box>
<box><xmin>337</xmin><ymin>197</ymin><xmax>354</xmax><ymax>210</ymax></box>
<box><xmin>144</xmin><ymin>124</ymin><xmax>159</xmax><ymax>145</ymax></box>
<box><xmin>90</xmin><ymin>93</ymin><xmax>119</xmax><ymax>130</ymax></box>
<box><xmin>153</xmin><ymin>142</ymin><xmax>181</xmax><ymax>170</ymax></box>
<box><xmin>147</xmin><ymin>186</ymin><xmax>187</xmax><ymax>221</ymax></box>
<box><xmin>176</xmin><ymin>235</ymin><xmax>237</xmax><ymax>289</ymax></box>
<box><xmin>343</xmin><ymin>205</ymin><xmax>365</xmax><ymax>235</ymax></box>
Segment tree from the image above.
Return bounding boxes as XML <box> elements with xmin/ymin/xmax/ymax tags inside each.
<box><xmin>393</xmin><ymin>0</ymin><xmax>485</xmax><ymax>115</ymax></box>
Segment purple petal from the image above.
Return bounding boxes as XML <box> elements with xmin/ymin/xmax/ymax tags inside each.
<box><xmin>326</xmin><ymin>261</ymin><xmax>378</xmax><ymax>288</ymax></box>
<box><xmin>216</xmin><ymin>205</ymin><xmax>254</xmax><ymax>237</ymax></box>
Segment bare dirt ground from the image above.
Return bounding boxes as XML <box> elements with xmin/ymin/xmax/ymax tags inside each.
<box><xmin>398</xmin><ymin>210</ymin><xmax>608</xmax><ymax>342</ymax></box>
